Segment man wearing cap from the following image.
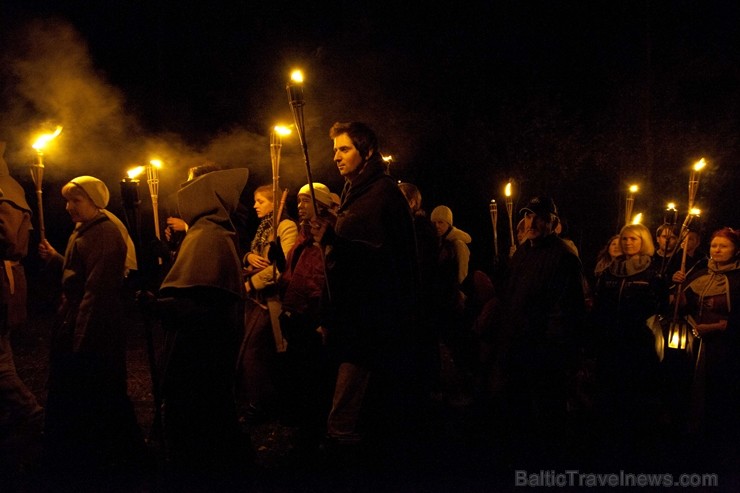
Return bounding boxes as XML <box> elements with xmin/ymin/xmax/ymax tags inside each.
<box><xmin>499</xmin><ymin>195</ymin><xmax>586</xmax><ymax>466</ymax></box>
<box><xmin>277</xmin><ymin>182</ymin><xmax>338</xmax><ymax>455</ymax></box>
<box><xmin>0</xmin><ymin>142</ymin><xmax>43</xmax><ymax>438</ymax></box>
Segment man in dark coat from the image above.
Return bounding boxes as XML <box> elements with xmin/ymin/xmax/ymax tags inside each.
<box><xmin>313</xmin><ymin>122</ymin><xmax>420</xmax><ymax>463</ymax></box>
<box><xmin>500</xmin><ymin>196</ymin><xmax>587</xmax><ymax>467</ymax></box>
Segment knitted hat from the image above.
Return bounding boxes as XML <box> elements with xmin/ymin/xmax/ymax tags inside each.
<box><xmin>431</xmin><ymin>205</ymin><xmax>453</xmax><ymax>226</ymax></box>
<box><xmin>298</xmin><ymin>182</ymin><xmax>330</xmax><ymax>197</ymax></box>
<box><xmin>298</xmin><ymin>182</ymin><xmax>340</xmax><ymax>209</ymax></box>
<box><xmin>69</xmin><ymin>175</ymin><xmax>138</xmax><ymax>273</ymax></box>
<box><xmin>70</xmin><ymin>175</ymin><xmax>110</xmax><ymax>208</ymax></box>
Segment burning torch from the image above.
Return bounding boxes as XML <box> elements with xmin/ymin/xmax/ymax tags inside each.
<box><xmin>121</xmin><ymin>166</ymin><xmax>144</xmax><ymax>267</ymax></box>
<box><xmin>271</xmin><ymin>125</ymin><xmax>292</xmax><ymax>225</ymax></box>
<box><xmin>286</xmin><ymin>69</ymin><xmax>319</xmax><ymax>216</ymax></box>
<box><xmin>624</xmin><ymin>184</ymin><xmax>639</xmax><ymax>226</ymax></box>
<box><xmin>30</xmin><ymin>126</ymin><xmax>62</xmax><ymax>242</ymax></box>
<box><xmin>688</xmin><ymin>158</ymin><xmax>706</xmax><ymax>211</ymax></box>
<box><xmin>505</xmin><ymin>181</ymin><xmax>515</xmax><ymax>256</ymax></box>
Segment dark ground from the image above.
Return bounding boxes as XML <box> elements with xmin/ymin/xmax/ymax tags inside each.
<box><xmin>3</xmin><ymin>292</ymin><xmax>740</xmax><ymax>492</ymax></box>
<box><xmin>1</xmin><ymin>293</ymin><xmax>513</xmax><ymax>493</ymax></box>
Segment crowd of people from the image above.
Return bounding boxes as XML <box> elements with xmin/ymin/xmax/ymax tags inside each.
<box><xmin>1</xmin><ymin>124</ymin><xmax>739</xmax><ymax>490</ymax></box>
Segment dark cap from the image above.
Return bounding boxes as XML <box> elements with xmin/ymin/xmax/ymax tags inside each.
<box><xmin>520</xmin><ymin>196</ymin><xmax>558</xmax><ymax>217</ymax></box>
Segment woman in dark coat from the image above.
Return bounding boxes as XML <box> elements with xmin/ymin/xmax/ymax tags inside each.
<box><xmin>673</xmin><ymin>227</ymin><xmax>740</xmax><ymax>467</ymax></box>
<box><xmin>38</xmin><ymin>176</ymin><xmax>142</xmax><ymax>475</ymax></box>
<box><xmin>591</xmin><ymin>222</ymin><xmax>668</xmax><ymax>465</ymax></box>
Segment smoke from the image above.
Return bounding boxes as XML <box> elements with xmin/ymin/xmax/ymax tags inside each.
<box><xmin>0</xmin><ymin>17</ymin><xmax>270</xmax><ymax>204</ymax></box>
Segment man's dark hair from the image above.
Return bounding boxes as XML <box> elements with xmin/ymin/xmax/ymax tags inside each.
<box><xmin>329</xmin><ymin>122</ymin><xmax>379</xmax><ymax>162</ymax></box>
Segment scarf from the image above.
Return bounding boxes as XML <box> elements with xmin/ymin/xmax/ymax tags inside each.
<box><xmin>609</xmin><ymin>254</ymin><xmax>652</xmax><ymax>277</ymax></box>
<box><xmin>251</xmin><ymin>212</ymin><xmax>274</xmax><ymax>253</ymax></box>
<box><xmin>686</xmin><ymin>259</ymin><xmax>740</xmax><ymax>310</ymax></box>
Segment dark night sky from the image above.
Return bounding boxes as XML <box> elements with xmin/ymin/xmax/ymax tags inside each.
<box><xmin>2</xmin><ymin>0</ymin><xmax>739</xmax><ymax>272</ymax></box>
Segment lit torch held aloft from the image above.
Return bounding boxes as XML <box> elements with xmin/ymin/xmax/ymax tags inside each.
<box><xmin>624</xmin><ymin>184</ymin><xmax>639</xmax><ymax>226</ymax></box>
<box><xmin>30</xmin><ymin>126</ymin><xmax>62</xmax><ymax>242</ymax></box>
<box><xmin>688</xmin><ymin>158</ymin><xmax>706</xmax><ymax>210</ymax></box>
<box><xmin>286</xmin><ymin>69</ymin><xmax>320</xmax><ymax>217</ymax></box>
<box><xmin>505</xmin><ymin>182</ymin><xmax>515</xmax><ymax>256</ymax></box>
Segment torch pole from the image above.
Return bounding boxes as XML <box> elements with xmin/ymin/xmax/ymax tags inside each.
<box><xmin>270</xmin><ymin>130</ymin><xmax>283</xmax><ymax>236</ymax></box>
<box><xmin>490</xmin><ymin>200</ymin><xmax>499</xmax><ymax>263</ymax></box>
<box><xmin>146</xmin><ymin>164</ymin><xmax>162</xmax><ymax>265</ymax></box>
<box><xmin>287</xmin><ymin>76</ymin><xmax>332</xmax><ymax>304</ymax></box>
<box><xmin>625</xmin><ymin>194</ymin><xmax>634</xmax><ymax>226</ymax></box>
<box><xmin>30</xmin><ymin>152</ymin><xmax>46</xmax><ymax>242</ymax></box>
<box><xmin>506</xmin><ymin>197</ymin><xmax>515</xmax><ymax>256</ymax></box>
<box><xmin>287</xmin><ymin>82</ymin><xmax>319</xmax><ymax>217</ymax></box>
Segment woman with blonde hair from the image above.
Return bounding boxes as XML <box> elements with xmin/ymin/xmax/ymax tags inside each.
<box><xmin>238</xmin><ymin>184</ymin><xmax>297</xmax><ymax>421</ymax></box>
<box><xmin>591</xmin><ymin>222</ymin><xmax>667</xmax><ymax>464</ymax></box>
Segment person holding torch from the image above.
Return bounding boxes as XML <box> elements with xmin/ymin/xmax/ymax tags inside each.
<box><xmin>37</xmin><ymin>176</ymin><xmax>143</xmax><ymax>478</ymax></box>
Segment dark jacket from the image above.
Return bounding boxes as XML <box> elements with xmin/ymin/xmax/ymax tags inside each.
<box><xmin>505</xmin><ymin>234</ymin><xmax>586</xmax><ymax>352</ymax></box>
<box><xmin>322</xmin><ymin>158</ymin><xmax>419</xmax><ymax>366</ymax></box>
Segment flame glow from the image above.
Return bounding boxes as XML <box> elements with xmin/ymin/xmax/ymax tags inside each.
<box><xmin>632</xmin><ymin>213</ymin><xmax>643</xmax><ymax>224</ymax></box>
<box><xmin>290</xmin><ymin>70</ymin><xmax>304</xmax><ymax>84</ymax></box>
<box><xmin>629</xmin><ymin>184</ymin><xmax>639</xmax><ymax>194</ymax></box>
<box><xmin>273</xmin><ymin>125</ymin><xmax>292</xmax><ymax>136</ymax></box>
<box><xmin>32</xmin><ymin>126</ymin><xmax>63</xmax><ymax>151</ymax></box>
<box><xmin>693</xmin><ymin>158</ymin><xmax>706</xmax><ymax>172</ymax></box>
<box><xmin>127</xmin><ymin>166</ymin><xmax>145</xmax><ymax>179</ymax></box>
<box><xmin>690</xmin><ymin>208</ymin><xmax>701</xmax><ymax>216</ymax></box>
<box><xmin>505</xmin><ymin>182</ymin><xmax>512</xmax><ymax>197</ymax></box>
<box><xmin>149</xmin><ymin>159</ymin><xmax>163</xmax><ymax>168</ymax></box>
<box><xmin>667</xmin><ymin>202</ymin><xmax>676</xmax><ymax>210</ymax></box>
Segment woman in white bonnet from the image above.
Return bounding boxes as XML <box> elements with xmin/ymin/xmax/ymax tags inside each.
<box><xmin>37</xmin><ymin>175</ymin><xmax>144</xmax><ymax>477</ymax></box>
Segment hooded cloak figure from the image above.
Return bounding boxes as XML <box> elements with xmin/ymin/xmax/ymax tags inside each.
<box><xmin>0</xmin><ymin>142</ymin><xmax>43</xmax><ymax>435</ymax></box>
<box><xmin>157</xmin><ymin>167</ymin><xmax>252</xmax><ymax>476</ymax></box>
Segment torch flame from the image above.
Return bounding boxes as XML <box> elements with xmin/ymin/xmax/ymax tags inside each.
<box><xmin>629</xmin><ymin>184</ymin><xmax>639</xmax><ymax>194</ymax></box>
<box><xmin>290</xmin><ymin>70</ymin><xmax>304</xmax><ymax>84</ymax></box>
<box><xmin>149</xmin><ymin>159</ymin><xmax>163</xmax><ymax>168</ymax></box>
<box><xmin>273</xmin><ymin>125</ymin><xmax>292</xmax><ymax>136</ymax></box>
<box><xmin>693</xmin><ymin>158</ymin><xmax>706</xmax><ymax>172</ymax></box>
<box><xmin>690</xmin><ymin>208</ymin><xmax>701</xmax><ymax>216</ymax></box>
<box><xmin>667</xmin><ymin>202</ymin><xmax>676</xmax><ymax>210</ymax></box>
<box><xmin>382</xmin><ymin>155</ymin><xmax>393</xmax><ymax>163</ymax></box>
<box><xmin>632</xmin><ymin>213</ymin><xmax>643</xmax><ymax>224</ymax></box>
<box><xmin>127</xmin><ymin>166</ymin><xmax>145</xmax><ymax>179</ymax></box>
<box><xmin>32</xmin><ymin>126</ymin><xmax>63</xmax><ymax>151</ymax></box>
<box><xmin>505</xmin><ymin>182</ymin><xmax>512</xmax><ymax>197</ymax></box>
